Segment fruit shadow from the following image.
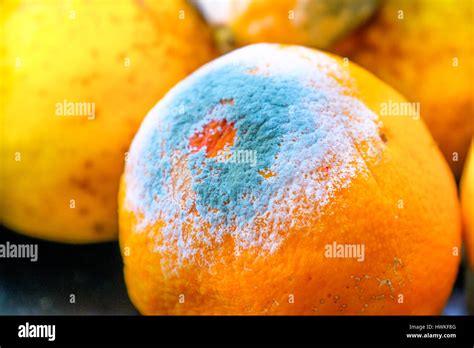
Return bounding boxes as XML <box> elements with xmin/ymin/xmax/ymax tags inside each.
<box><xmin>0</xmin><ymin>226</ymin><xmax>137</xmax><ymax>315</ymax></box>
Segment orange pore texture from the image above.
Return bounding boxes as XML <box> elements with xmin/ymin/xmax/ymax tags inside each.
<box><xmin>119</xmin><ymin>50</ymin><xmax>461</xmax><ymax>315</ymax></box>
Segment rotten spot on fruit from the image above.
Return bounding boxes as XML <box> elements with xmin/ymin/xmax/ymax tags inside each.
<box><xmin>259</xmin><ymin>168</ymin><xmax>276</xmax><ymax>179</ymax></box>
<box><xmin>93</xmin><ymin>222</ymin><xmax>105</xmax><ymax>234</ymax></box>
<box><xmin>189</xmin><ymin>119</ymin><xmax>236</xmax><ymax>158</ymax></box>
<box><xmin>83</xmin><ymin>160</ymin><xmax>94</xmax><ymax>169</ymax></box>
<box><xmin>393</xmin><ymin>257</ymin><xmax>403</xmax><ymax>273</ymax></box>
<box><xmin>338</xmin><ymin>304</ymin><xmax>347</xmax><ymax>311</ymax></box>
<box><xmin>219</xmin><ymin>98</ymin><xmax>234</xmax><ymax>106</ymax></box>
<box><xmin>78</xmin><ymin>207</ymin><xmax>89</xmax><ymax>216</ymax></box>
<box><xmin>377</xmin><ymin>278</ymin><xmax>395</xmax><ymax>294</ymax></box>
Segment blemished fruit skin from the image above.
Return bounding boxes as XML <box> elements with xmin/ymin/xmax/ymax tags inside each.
<box><xmin>461</xmin><ymin>141</ymin><xmax>474</xmax><ymax>270</ymax></box>
<box><xmin>332</xmin><ymin>0</ymin><xmax>474</xmax><ymax>177</ymax></box>
<box><xmin>198</xmin><ymin>0</ymin><xmax>380</xmax><ymax>50</ymax></box>
<box><xmin>0</xmin><ymin>0</ymin><xmax>216</xmax><ymax>243</ymax></box>
<box><xmin>119</xmin><ymin>44</ymin><xmax>461</xmax><ymax>315</ymax></box>
<box><xmin>462</xmin><ymin>142</ymin><xmax>474</xmax><ymax>313</ymax></box>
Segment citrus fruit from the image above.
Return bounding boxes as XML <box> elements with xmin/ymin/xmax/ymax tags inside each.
<box><xmin>119</xmin><ymin>44</ymin><xmax>461</xmax><ymax>315</ymax></box>
<box><xmin>198</xmin><ymin>0</ymin><xmax>380</xmax><ymax>51</ymax></box>
<box><xmin>461</xmin><ymin>141</ymin><xmax>474</xmax><ymax>269</ymax></box>
<box><xmin>0</xmin><ymin>0</ymin><xmax>216</xmax><ymax>243</ymax></box>
<box><xmin>332</xmin><ymin>0</ymin><xmax>474</xmax><ymax>177</ymax></box>
<box><xmin>461</xmin><ymin>141</ymin><xmax>474</xmax><ymax>313</ymax></box>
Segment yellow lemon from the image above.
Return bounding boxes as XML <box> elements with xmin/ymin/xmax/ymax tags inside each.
<box><xmin>0</xmin><ymin>0</ymin><xmax>216</xmax><ymax>243</ymax></box>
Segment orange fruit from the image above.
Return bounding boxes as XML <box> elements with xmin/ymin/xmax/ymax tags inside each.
<box><xmin>119</xmin><ymin>44</ymin><xmax>461</xmax><ymax>315</ymax></box>
<box><xmin>331</xmin><ymin>0</ymin><xmax>474</xmax><ymax>177</ymax></box>
<box><xmin>198</xmin><ymin>0</ymin><xmax>380</xmax><ymax>51</ymax></box>
<box><xmin>462</xmin><ymin>141</ymin><xmax>474</xmax><ymax>314</ymax></box>
<box><xmin>461</xmin><ymin>141</ymin><xmax>474</xmax><ymax>270</ymax></box>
